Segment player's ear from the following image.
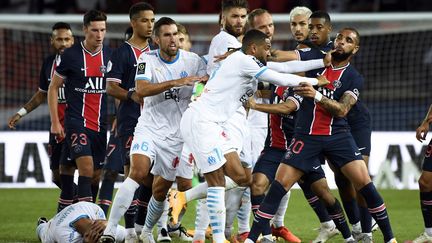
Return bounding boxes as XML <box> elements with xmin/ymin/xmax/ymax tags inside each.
<box><xmin>352</xmin><ymin>45</ymin><xmax>359</xmax><ymax>55</ymax></box>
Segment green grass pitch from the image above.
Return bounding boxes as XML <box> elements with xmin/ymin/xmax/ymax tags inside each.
<box><xmin>0</xmin><ymin>188</ymin><xmax>424</xmax><ymax>242</ymax></box>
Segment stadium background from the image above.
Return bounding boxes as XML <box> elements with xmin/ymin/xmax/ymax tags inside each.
<box><xmin>1</xmin><ymin>1</ymin><xmax>431</xmax><ymax>188</ymax></box>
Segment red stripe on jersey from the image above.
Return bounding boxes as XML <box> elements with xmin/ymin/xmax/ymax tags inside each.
<box><xmin>81</xmin><ymin>47</ymin><xmax>104</xmax><ymax>131</ymax></box>
<box><xmin>310</xmin><ymin>67</ymin><xmax>345</xmax><ymax>135</ymax></box>
<box><xmin>82</xmin><ymin>49</ymin><xmax>104</xmax><ymax>77</ymax></box>
<box><xmin>269</xmin><ymin>87</ymin><xmax>288</xmax><ymax>149</ymax></box>
<box><xmin>83</xmin><ymin>93</ymin><xmax>102</xmax><ymax>131</ymax></box>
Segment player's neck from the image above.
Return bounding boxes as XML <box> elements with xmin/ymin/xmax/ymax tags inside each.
<box><xmin>128</xmin><ymin>36</ymin><xmax>149</xmax><ymax>49</ymax></box>
<box><xmin>331</xmin><ymin>59</ymin><xmax>350</xmax><ymax>68</ymax></box>
<box><xmin>83</xmin><ymin>40</ymin><xmax>102</xmax><ymax>53</ymax></box>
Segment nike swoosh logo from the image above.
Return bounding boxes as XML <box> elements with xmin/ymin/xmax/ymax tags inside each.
<box><xmin>81</xmin><ymin>67</ymin><xmax>87</xmax><ymax>71</ymax></box>
<box><xmin>358</xmin><ymin>147</ymin><xmax>366</xmax><ymax>151</ymax></box>
<box><xmin>133</xmin><ymin>64</ymin><xmax>137</xmax><ymax>67</ymax></box>
<box><xmin>355</xmin><ymin>152</ymin><xmax>361</xmax><ymax>156</ymax></box>
<box><xmin>313</xmin><ymin>166</ymin><xmax>320</xmax><ymax>170</ymax></box>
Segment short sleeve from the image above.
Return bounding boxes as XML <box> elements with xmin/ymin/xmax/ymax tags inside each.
<box><xmin>54</xmin><ymin>50</ymin><xmax>71</xmax><ymax>79</ymax></box>
<box><xmin>344</xmin><ymin>73</ymin><xmax>363</xmax><ymax>101</ymax></box>
<box><xmin>240</xmin><ymin>55</ymin><xmax>268</xmax><ymax>79</ymax></box>
<box><xmin>286</xmin><ymin>88</ymin><xmax>303</xmax><ymax>111</ymax></box>
<box><xmin>135</xmin><ymin>53</ymin><xmax>152</xmax><ymax>82</ymax></box>
<box><xmin>296</xmin><ymin>48</ymin><xmax>325</xmax><ymax>61</ymax></box>
<box><xmin>106</xmin><ymin>48</ymin><xmax>124</xmax><ymax>84</ymax></box>
<box><xmin>38</xmin><ymin>57</ymin><xmax>51</xmax><ymax>92</ymax></box>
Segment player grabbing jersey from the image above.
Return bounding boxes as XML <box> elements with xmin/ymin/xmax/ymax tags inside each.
<box><xmin>180</xmin><ymin>29</ymin><xmax>329</xmax><ymax>243</ymax></box>
<box><xmin>246</xmin><ymin>27</ymin><xmax>396</xmax><ymax>243</ymax></box>
<box><xmin>100</xmin><ymin>17</ymin><xmax>207</xmax><ymax>243</ymax></box>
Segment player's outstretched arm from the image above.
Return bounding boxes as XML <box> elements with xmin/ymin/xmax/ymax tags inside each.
<box><xmin>416</xmin><ymin>104</ymin><xmax>432</xmax><ymax>142</ymax></box>
<box><xmin>7</xmin><ymin>90</ymin><xmax>47</xmax><ymax>129</ymax></box>
<box><xmin>246</xmin><ymin>97</ymin><xmax>297</xmax><ymax>115</ymax></box>
<box><xmin>267</xmin><ymin>59</ymin><xmax>325</xmax><ymax>74</ymax></box>
<box><xmin>107</xmin><ymin>82</ymin><xmax>142</xmax><ymax>105</ymax></box>
<box><xmin>268</xmin><ymin>49</ymin><xmax>298</xmax><ymax>62</ymax></box>
<box><xmin>47</xmin><ymin>74</ymin><xmax>64</xmax><ymax>138</ymax></box>
<box><xmin>258</xmin><ymin>68</ymin><xmax>329</xmax><ymax>87</ymax></box>
<box><xmin>294</xmin><ymin>82</ymin><xmax>356</xmax><ymax>118</ymax></box>
<box><xmin>135</xmin><ymin>76</ymin><xmax>204</xmax><ymax>98</ymax></box>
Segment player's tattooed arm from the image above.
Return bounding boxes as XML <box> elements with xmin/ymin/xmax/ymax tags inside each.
<box><xmin>319</xmin><ymin>92</ymin><xmax>356</xmax><ymax>118</ymax></box>
<box><xmin>294</xmin><ymin>82</ymin><xmax>356</xmax><ymax>118</ymax></box>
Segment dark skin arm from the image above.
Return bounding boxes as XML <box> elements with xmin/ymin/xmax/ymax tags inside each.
<box><xmin>246</xmin><ymin>96</ymin><xmax>297</xmax><ymax>115</ymax></box>
<box><xmin>8</xmin><ymin>90</ymin><xmax>47</xmax><ymax>129</ymax></box>
<box><xmin>135</xmin><ymin>76</ymin><xmax>205</xmax><ymax>98</ymax></box>
<box><xmin>416</xmin><ymin>104</ymin><xmax>432</xmax><ymax>142</ymax></box>
<box><xmin>107</xmin><ymin>81</ymin><xmax>142</xmax><ymax>105</ymax></box>
<box><xmin>294</xmin><ymin>82</ymin><xmax>356</xmax><ymax>118</ymax></box>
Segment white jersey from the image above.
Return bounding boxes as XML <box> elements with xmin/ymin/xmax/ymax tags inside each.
<box><xmin>135</xmin><ymin>49</ymin><xmax>207</xmax><ymax>140</ymax></box>
<box><xmin>206</xmin><ymin>30</ymin><xmax>242</xmax><ymax>75</ymax></box>
<box><xmin>191</xmin><ymin>51</ymin><xmax>266</xmax><ymax>122</ymax></box>
<box><xmin>38</xmin><ymin>202</ymin><xmax>105</xmax><ymax>243</ymax></box>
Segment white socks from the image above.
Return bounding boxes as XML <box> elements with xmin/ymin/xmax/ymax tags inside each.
<box><xmin>104</xmin><ymin>177</ymin><xmax>139</xmax><ymax>236</ymax></box>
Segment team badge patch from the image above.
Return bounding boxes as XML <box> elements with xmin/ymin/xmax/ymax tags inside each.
<box><xmin>333</xmin><ymin>80</ymin><xmax>342</xmax><ymax>89</ymax></box>
<box><xmin>137</xmin><ymin>62</ymin><xmax>146</xmax><ymax>75</ymax></box>
<box><xmin>100</xmin><ymin>65</ymin><xmax>107</xmax><ymax>74</ymax></box>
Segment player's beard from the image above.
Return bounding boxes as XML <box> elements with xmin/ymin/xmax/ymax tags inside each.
<box><xmin>331</xmin><ymin>50</ymin><xmax>352</xmax><ymax>62</ymax></box>
<box><xmin>225</xmin><ymin>22</ymin><xmax>245</xmax><ymax>38</ymax></box>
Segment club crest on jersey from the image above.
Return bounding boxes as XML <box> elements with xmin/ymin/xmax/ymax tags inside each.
<box><xmin>100</xmin><ymin>65</ymin><xmax>107</xmax><ymax>74</ymax></box>
<box><xmin>137</xmin><ymin>62</ymin><xmax>146</xmax><ymax>75</ymax></box>
<box><xmin>333</xmin><ymin>80</ymin><xmax>342</xmax><ymax>89</ymax></box>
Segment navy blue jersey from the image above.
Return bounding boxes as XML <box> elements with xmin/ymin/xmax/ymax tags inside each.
<box><xmin>295</xmin><ymin>63</ymin><xmax>364</xmax><ymax>135</ymax></box>
<box><xmin>264</xmin><ymin>85</ymin><xmax>302</xmax><ymax>150</ymax></box>
<box><xmin>106</xmin><ymin>41</ymin><xmax>150</xmax><ymax>136</ymax></box>
<box><xmin>55</xmin><ymin>42</ymin><xmax>112</xmax><ymax>132</ymax></box>
<box><xmin>296</xmin><ymin>41</ymin><xmax>333</xmax><ymax>78</ymax></box>
<box><xmin>347</xmin><ymin>99</ymin><xmax>371</xmax><ymax>130</ymax></box>
<box><xmin>297</xmin><ymin>41</ymin><xmax>371</xmax><ymax>131</ymax></box>
<box><xmin>39</xmin><ymin>54</ymin><xmax>66</xmax><ymax>141</ymax></box>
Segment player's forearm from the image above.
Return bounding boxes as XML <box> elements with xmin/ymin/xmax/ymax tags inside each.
<box><xmin>267</xmin><ymin>59</ymin><xmax>324</xmax><ymax>74</ymax></box>
<box><xmin>106</xmin><ymin>82</ymin><xmax>128</xmax><ymax>100</ymax></box>
<box><xmin>260</xmin><ymin>69</ymin><xmax>318</xmax><ymax>87</ymax></box>
<box><xmin>253</xmin><ymin>102</ymin><xmax>296</xmax><ymax>115</ymax></box>
<box><xmin>317</xmin><ymin>95</ymin><xmax>351</xmax><ymax>118</ymax></box>
<box><xmin>269</xmin><ymin>49</ymin><xmax>298</xmax><ymax>62</ymax></box>
<box><xmin>423</xmin><ymin>104</ymin><xmax>432</xmax><ymax>124</ymax></box>
<box><xmin>135</xmin><ymin>79</ymin><xmax>175</xmax><ymax>98</ymax></box>
<box><xmin>47</xmin><ymin>87</ymin><xmax>60</xmax><ymax>124</ymax></box>
<box><xmin>22</xmin><ymin>91</ymin><xmax>47</xmax><ymax>113</ymax></box>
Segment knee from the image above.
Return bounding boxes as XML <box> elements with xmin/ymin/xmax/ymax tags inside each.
<box><xmin>419</xmin><ymin>173</ymin><xmax>432</xmax><ymax>191</ymax></box>
<box><xmin>102</xmin><ymin>169</ymin><xmax>119</xmax><ymax>182</ymax></box>
<box><xmin>251</xmin><ymin>176</ymin><xmax>268</xmax><ymax>196</ymax></box>
<box><xmin>176</xmin><ymin>178</ymin><xmax>192</xmax><ymax>191</ymax></box>
<box><xmin>235</xmin><ymin>173</ymin><xmax>252</xmax><ymax>187</ymax></box>
<box><xmin>152</xmin><ymin>185</ymin><xmax>169</xmax><ymax>202</ymax></box>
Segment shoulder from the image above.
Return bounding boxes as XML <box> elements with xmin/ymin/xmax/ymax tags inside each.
<box><xmin>343</xmin><ymin>64</ymin><xmax>363</xmax><ymax>82</ymax></box>
<box><xmin>138</xmin><ymin>50</ymin><xmax>157</xmax><ymax>62</ymax></box>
